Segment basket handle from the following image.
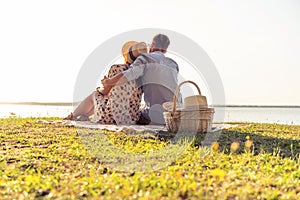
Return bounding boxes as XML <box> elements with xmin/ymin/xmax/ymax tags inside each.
<box><xmin>172</xmin><ymin>80</ymin><xmax>202</xmax><ymax>114</ymax></box>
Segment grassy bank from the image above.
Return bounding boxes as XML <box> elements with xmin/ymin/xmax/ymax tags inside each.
<box><xmin>0</xmin><ymin>117</ymin><xmax>299</xmax><ymax>199</ymax></box>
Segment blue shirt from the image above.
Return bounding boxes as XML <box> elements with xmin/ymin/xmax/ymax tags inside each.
<box><xmin>123</xmin><ymin>51</ymin><xmax>181</xmax><ymax>107</ymax></box>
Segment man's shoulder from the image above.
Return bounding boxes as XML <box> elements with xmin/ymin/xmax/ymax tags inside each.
<box><xmin>133</xmin><ymin>52</ymin><xmax>161</xmax><ymax>65</ymax></box>
<box><xmin>148</xmin><ymin>52</ymin><xmax>178</xmax><ymax>64</ymax></box>
<box><xmin>134</xmin><ymin>53</ymin><xmax>149</xmax><ymax>63</ymax></box>
<box><xmin>164</xmin><ymin>57</ymin><xmax>178</xmax><ymax>67</ymax></box>
<box><xmin>136</xmin><ymin>52</ymin><xmax>177</xmax><ymax>67</ymax></box>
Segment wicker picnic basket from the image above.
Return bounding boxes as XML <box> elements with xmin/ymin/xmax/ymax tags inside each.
<box><xmin>163</xmin><ymin>81</ymin><xmax>215</xmax><ymax>133</ymax></box>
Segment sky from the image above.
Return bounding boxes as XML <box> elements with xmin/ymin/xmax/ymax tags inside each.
<box><xmin>0</xmin><ymin>0</ymin><xmax>299</xmax><ymax>105</ymax></box>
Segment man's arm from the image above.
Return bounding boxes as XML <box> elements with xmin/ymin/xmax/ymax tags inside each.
<box><xmin>101</xmin><ymin>73</ymin><xmax>128</xmax><ymax>89</ymax></box>
<box><xmin>101</xmin><ymin>54</ymin><xmax>146</xmax><ymax>92</ymax></box>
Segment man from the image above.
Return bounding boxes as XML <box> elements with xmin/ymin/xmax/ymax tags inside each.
<box><xmin>102</xmin><ymin>34</ymin><xmax>181</xmax><ymax>124</ymax></box>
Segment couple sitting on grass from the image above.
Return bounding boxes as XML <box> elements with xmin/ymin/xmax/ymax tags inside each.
<box><xmin>65</xmin><ymin>34</ymin><xmax>181</xmax><ymax>125</ymax></box>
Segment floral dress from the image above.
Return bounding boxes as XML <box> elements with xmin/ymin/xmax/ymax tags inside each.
<box><xmin>94</xmin><ymin>64</ymin><xmax>142</xmax><ymax>124</ymax></box>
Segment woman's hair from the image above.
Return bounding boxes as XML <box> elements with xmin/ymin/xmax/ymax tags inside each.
<box><xmin>152</xmin><ymin>34</ymin><xmax>170</xmax><ymax>51</ymax></box>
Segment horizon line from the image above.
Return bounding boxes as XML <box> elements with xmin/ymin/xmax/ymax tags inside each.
<box><xmin>0</xmin><ymin>102</ymin><xmax>300</xmax><ymax>108</ymax></box>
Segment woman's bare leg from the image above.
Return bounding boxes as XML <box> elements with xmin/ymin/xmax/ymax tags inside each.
<box><xmin>64</xmin><ymin>91</ymin><xmax>97</xmax><ymax>120</ymax></box>
<box><xmin>73</xmin><ymin>91</ymin><xmax>96</xmax><ymax>118</ymax></box>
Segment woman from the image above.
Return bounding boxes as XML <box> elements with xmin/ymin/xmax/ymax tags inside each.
<box><xmin>64</xmin><ymin>41</ymin><xmax>147</xmax><ymax>124</ymax></box>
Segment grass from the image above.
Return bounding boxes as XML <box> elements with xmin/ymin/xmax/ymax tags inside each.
<box><xmin>0</xmin><ymin>117</ymin><xmax>300</xmax><ymax>199</ymax></box>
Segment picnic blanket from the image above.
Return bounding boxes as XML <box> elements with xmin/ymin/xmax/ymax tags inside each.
<box><xmin>36</xmin><ymin>120</ymin><xmax>238</xmax><ymax>134</ymax></box>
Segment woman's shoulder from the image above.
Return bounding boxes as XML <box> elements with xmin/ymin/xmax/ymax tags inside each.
<box><xmin>108</xmin><ymin>64</ymin><xmax>129</xmax><ymax>77</ymax></box>
<box><xmin>110</xmin><ymin>63</ymin><xmax>129</xmax><ymax>69</ymax></box>
<box><xmin>111</xmin><ymin>63</ymin><xmax>128</xmax><ymax>67</ymax></box>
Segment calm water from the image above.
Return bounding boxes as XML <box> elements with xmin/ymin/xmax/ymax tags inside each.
<box><xmin>0</xmin><ymin>104</ymin><xmax>73</xmax><ymax>118</ymax></box>
<box><xmin>216</xmin><ymin>107</ymin><xmax>300</xmax><ymax>125</ymax></box>
<box><xmin>0</xmin><ymin>104</ymin><xmax>300</xmax><ymax>125</ymax></box>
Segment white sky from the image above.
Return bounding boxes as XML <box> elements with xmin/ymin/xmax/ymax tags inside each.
<box><xmin>0</xmin><ymin>0</ymin><xmax>299</xmax><ymax>105</ymax></box>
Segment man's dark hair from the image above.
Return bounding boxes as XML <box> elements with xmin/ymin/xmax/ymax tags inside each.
<box><xmin>152</xmin><ymin>34</ymin><xmax>170</xmax><ymax>51</ymax></box>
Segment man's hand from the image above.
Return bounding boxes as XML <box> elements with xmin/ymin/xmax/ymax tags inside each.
<box><xmin>101</xmin><ymin>73</ymin><xmax>127</xmax><ymax>89</ymax></box>
<box><xmin>99</xmin><ymin>76</ymin><xmax>112</xmax><ymax>95</ymax></box>
<box><xmin>101</xmin><ymin>76</ymin><xmax>110</xmax><ymax>88</ymax></box>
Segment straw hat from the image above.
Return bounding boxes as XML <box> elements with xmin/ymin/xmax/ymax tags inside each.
<box><xmin>162</xmin><ymin>95</ymin><xmax>207</xmax><ymax>112</ymax></box>
<box><xmin>122</xmin><ymin>41</ymin><xmax>148</xmax><ymax>64</ymax></box>
<box><xmin>162</xmin><ymin>80</ymin><xmax>208</xmax><ymax>112</ymax></box>
<box><xmin>183</xmin><ymin>95</ymin><xmax>208</xmax><ymax>109</ymax></box>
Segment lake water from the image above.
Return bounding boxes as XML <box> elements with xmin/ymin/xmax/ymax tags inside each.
<box><xmin>0</xmin><ymin>104</ymin><xmax>300</xmax><ymax>125</ymax></box>
<box><xmin>0</xmin><ymin>104</ymin><xmax>73</xmax><ymax>118</ymax></box>
<box><xmin>215</xmin><ymin>107</ymin><xmax>300</xmax><ymax>125</ymax></box>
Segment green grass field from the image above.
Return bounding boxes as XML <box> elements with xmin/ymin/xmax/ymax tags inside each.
<box><xmin>1</xmin><ymin>117</ymin><xmax>300</xmax><ymax>199</ymax></box>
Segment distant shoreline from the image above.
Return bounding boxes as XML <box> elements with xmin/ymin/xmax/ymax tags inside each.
<box><xmin>212</xmin><ymin>105</ymin><xmax>300</xmax><ymax>108</ymax></box>
<box><xmin>0</xmin><ymin>102</ymin><xmax>300</xmax><ymax>108</ymax></box>
<box><xmin>0</xmin><ymin>102</ymin><xmax>73</xmax><ymax>106</ymax></box>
